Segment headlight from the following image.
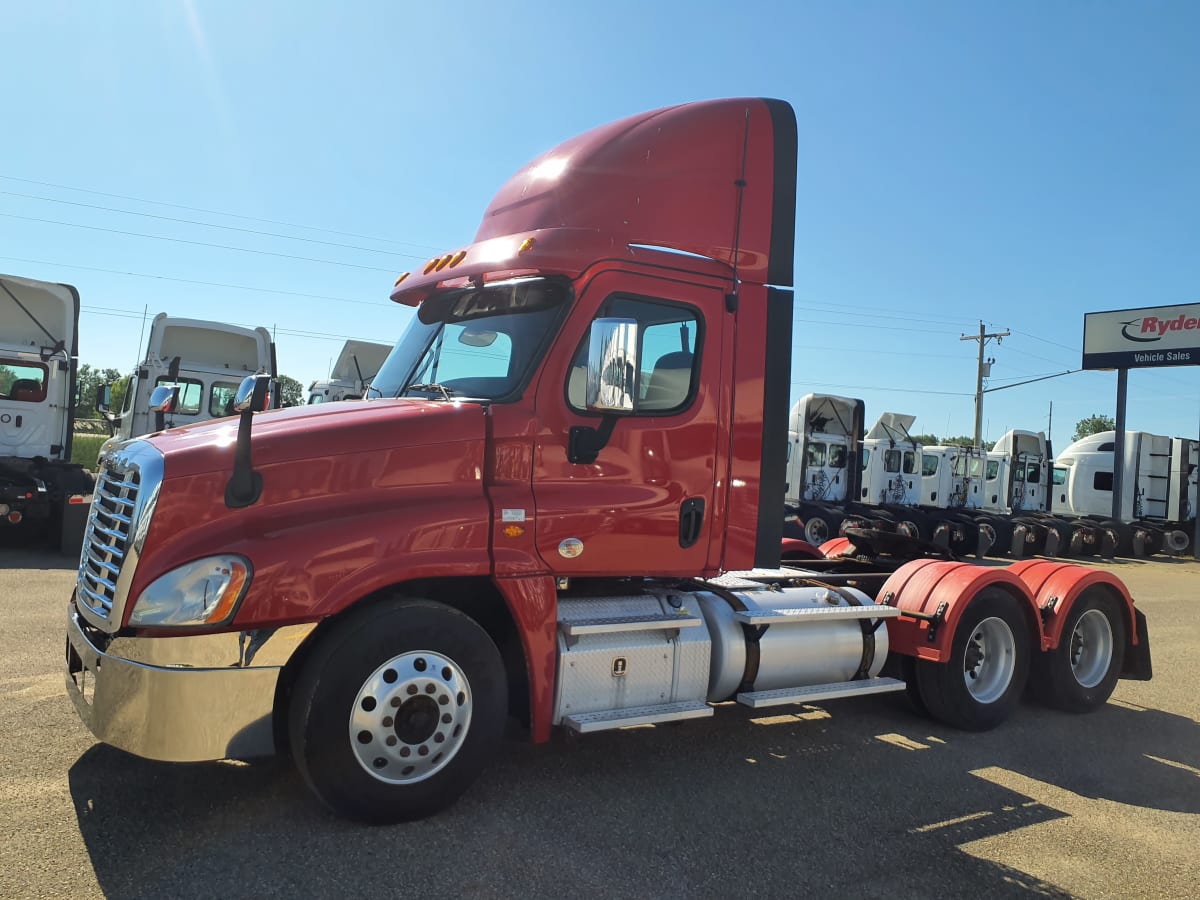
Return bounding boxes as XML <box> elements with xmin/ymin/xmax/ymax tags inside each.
<box><xmin>128</xmin><ymin>555</ymin><xmax>251</xmax><ymax>627</ymax></box>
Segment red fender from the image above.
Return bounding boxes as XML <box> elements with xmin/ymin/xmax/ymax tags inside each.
<box><xmin>1004</xmin><ymin>560</ymin><xmax>1139</xmax><ymax>651</ymax></box>
<box><xmin>880</xmin><ymin>559</ymin><xmax>1039</xmax><ymax>662</ymax></box>
<box><xmin>818</xmin><ymin>537</ymin><xmax>855</xmax><ymax>558</ymax></box>
<box><xmin>780</xmin><ymin>537</ymin><xmax>823</xmax><ymax>561</ymax></box>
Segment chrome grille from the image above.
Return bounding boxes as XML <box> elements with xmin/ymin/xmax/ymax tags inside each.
<box><xmin>77</xmin><ymin>467</ymin><xmax>139</xmax><ymax>618</ymax></box>
<box><xmin>75</xmin><ymin>440</ymin><xmax>163</xmax><ymax>629</ymax></box>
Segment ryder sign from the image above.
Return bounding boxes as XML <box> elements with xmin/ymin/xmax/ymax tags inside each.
<box><xmin>1083</xmin><ymin>303</ymin><xmax>1200</xmax><ymax>370</ymax></box>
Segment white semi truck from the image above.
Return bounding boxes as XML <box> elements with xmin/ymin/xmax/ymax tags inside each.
<box><xmin>306</xmin><ymin>339</ymin><xmax>392</xmax><ymax>405</ymax></box>
<box><xmin>99</xmin><ymin>314</ymin><xmax>276</xmax><ymax>441</ymax></box>
<box><xmin>0</xmin><ymin>273</ymin><xmax>94</xmax><ymax>552</ymax></box>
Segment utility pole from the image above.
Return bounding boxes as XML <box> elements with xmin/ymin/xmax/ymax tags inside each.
<box><xmin>960</xmin><ymin>321</ymin><xmax>1009</xmax><ymax>449</ymax></box>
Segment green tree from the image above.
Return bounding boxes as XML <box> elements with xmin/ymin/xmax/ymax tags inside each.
<box><xmin>1072</xmin><ymin>413</ymin><xmax>1116</xmax><ymax>443</ymax></box>
<box><xmin>942</xmin><ymin>435</ymin><xmax>995</xmax><ymax>451</ymax></box>
<box><xmin>277</xmin><ymin>374</ymin><xmax>304</xmax><ymax>407</ymax></box>
<box><xmin>910</xmin><ymin>433</ymin><xmax>940</xmax><ymax>446</ymax></box>
<box><xmin>74</xmin><ymin>364</ymin><xmax>124</xmax><ymax>418</ymax></box>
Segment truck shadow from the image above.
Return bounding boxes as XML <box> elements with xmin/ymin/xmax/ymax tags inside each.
<box><xmin>67</xmin><ymin>697</ymin><xmax>1199</xmax><ymax>899</ymax></box>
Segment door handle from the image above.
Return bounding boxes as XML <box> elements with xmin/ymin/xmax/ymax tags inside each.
<box><xmin>679</xmin><ymin>498</ymin><xmax>705</xmax><ymax>548</ymax></box>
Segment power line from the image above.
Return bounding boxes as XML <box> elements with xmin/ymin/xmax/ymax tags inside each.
<box><xmin>0</xmin><ymin>190</ymin><xmax>428</xmax><ymax>260</ymax></box>
<box><xmin>790</xmin><ymin>380</ymin><xmax>972</xmax><ymax>397</ymax></box>
<box><xmin>0</xmin><ymin>255</ymin><xmax>394</xmax><ymax>308</ymax></box>
<box><xmin>792</xmin><ymin>317</ymin><xmax>960</xmax><ymax>337</ymax></box>
<box><xmin>0</xmin><ymin>212</ymin><xmax>400</xmax><ymax>273</ymax></box>
<box><xmin>0</xmin><ymin>173</ymin><xmax>443</xmax><ymax>252</ymax></box>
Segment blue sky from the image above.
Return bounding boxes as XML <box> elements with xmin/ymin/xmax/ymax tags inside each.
<box><xmin>3</xmin><ymin>1</ymin><xmax>1197</xmax><ymax>451</ymax></box>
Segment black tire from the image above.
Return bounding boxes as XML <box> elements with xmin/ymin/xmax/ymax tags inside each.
<box><xmin>288</xmin><ymin>599</ymin><xmax>507</xmax><ymax>824</ymax></box>
<box><xmin>898</xmin><ymin>655</ymin><xmax>929</xmax><ymax>718</ymax></box>
<box><xmin>1031</xmin><ymin>588</ymin><xmax>1126</xmax><ymax>713</ymax></box>
<box><xmin>914</xmin><ymin>588</ymin><xmax>1031</xmax><ymax>731</ymax></box>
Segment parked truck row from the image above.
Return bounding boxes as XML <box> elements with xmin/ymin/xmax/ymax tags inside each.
<box><xmin>786</xmin><ymin>393</ymin><xmax>1196</xmax><ymax>561</ymax></box>
<box><xmin>63</xmin><ymin>98</ymin><xmax>1153</xmax><ymax>825</ymax></box>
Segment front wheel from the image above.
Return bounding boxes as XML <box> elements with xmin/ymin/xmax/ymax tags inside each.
<box><xmin>914</xmin><ymin>588</ymin><xmax>1031</xmax><ymax>731</ymax></box>
<box><xmin>1031</xmin><ymin>589</ymin><xmax>1126</xmax><ymax>713</ymax></box>
<box><xmin>288</xmin><ymin>599</ymin><xmax>507</xmax><ymax>824</ymax></box>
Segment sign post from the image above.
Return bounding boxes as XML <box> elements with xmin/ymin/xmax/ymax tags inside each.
<box><xmin>1083</xmin><ymin>302</ymin><xmax>1200</xmax><ymax>559</ymax></box>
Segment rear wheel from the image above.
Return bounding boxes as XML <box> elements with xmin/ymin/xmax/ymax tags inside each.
<box><xmin>1032</xmin><ymin>589</ymin><xmax>1125</xmax><ymax>713</ymax></box>
<box><xmin>288</xmin><ymin>599</ymin><xmax>507</xmax><ymax>824</ymax></box>
<box><xmin>801</xmin><ymin>505</ymin><xmax>843</xmax><ymax>545</ymax></box>
<box><xmin>914</xmin><ymin>588</ymin><xmax>1030</xmax><ymax>731</ymax></box>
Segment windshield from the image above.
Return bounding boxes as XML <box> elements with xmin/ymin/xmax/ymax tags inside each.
<box><xmin>370</xmin><ymin>277</ymin><xmax>569</xmax><ymax>400</ymax></box>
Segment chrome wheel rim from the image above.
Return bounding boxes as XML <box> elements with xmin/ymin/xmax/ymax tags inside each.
<box><xmin>1069</xmin><ymin>609</ymin><xmax>1113</xmax><ymax>689</ymax></box>
<box><xmin>805</xmin><ymin>518</ymin><xmax>829</xmax><ymax>544</ymax></box>
<box><xmin>349</xmin><ymin>651</ymin><xmax>472</xmax><ymax>784</ymax></box>
<box><xmin>962</xmin><ymin>616</ymin><xmax>1017</xmax><ymax>704</ymax></box>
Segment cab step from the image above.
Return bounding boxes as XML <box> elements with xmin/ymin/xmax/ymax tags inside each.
<box><xmin>736</xmin><ymin>677</ymin><xmax>907</xmax><ymax>709</ymax></box>
<box><xmin>562</xmin><ymin>700</ymin><xmax>714</xmax><ymax>733</ymax></box>
<box><xmin>733</xmin><ymin>605</ymin><xmax>901</xmax><ymax>626</ymax></box>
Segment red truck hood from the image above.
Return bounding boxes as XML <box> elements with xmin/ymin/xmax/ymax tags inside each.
<box><xmin>143</xmin><ymin>399</ymin><xmax>485</xmax><ymax>478</ymax></box>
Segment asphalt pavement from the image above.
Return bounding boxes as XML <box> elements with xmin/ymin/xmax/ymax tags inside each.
<box><xmin>1</xmin><ymin>545</ymin><xmax>1197</xmax><ymax>899</ymax></box>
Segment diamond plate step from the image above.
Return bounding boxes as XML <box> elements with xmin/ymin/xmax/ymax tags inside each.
<box><xmin>563</xmin><ymin>700</ymin><xmax>713</xmax><ymax>733</ymax></box>
<box><xmin>733</xmin><ymin>605</ymin><xmax>901</xmax><ymax>626</ymax></box>
<box><xmin>737</xmin><ymin>677</ymin><xmax>907</xmax><ymax>709</ymax></box>
<box><xmin>560</xmin><ymin>614</ymin><xmax>703</xmax><ymax>636</ymax></box>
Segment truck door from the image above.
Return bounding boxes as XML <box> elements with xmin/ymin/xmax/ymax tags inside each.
<box><xmin>531</xmin><ymin>269</ymin><xmax>726</xmax><ymax>577</ymax></box>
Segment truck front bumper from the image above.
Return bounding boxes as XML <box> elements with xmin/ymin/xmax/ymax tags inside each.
<box><xmin>65</xmin><ymin>602</ymin><xmax>316</xmax><ymax>762</ymax></box>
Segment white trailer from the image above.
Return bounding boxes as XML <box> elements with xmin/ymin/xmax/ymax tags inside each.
<box><xmin>100</xmin><ymin>314</ymin><xmax>275</xmax><ymax>442</ymax></box>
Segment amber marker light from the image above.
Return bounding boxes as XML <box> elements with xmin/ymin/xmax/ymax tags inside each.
<box><xmin>449</xmin><ymin>250</ymin><xmax>467</xmax><ymax>267</ymax></box>
<box><xmin>518</xmin><ymin>237</ymin><xmax>536</xmax><ymax>254</ymax></box>
<box><xmin>394</xmin><ymin>272</ymin><xmax>410</xmax><ymax>286</ymax></box>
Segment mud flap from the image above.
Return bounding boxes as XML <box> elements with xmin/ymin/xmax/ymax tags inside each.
<box><xmin>1121</xmin><ymin>608</ymin><xmax>1153</xmax><ymax>681</ymax></box>
<box><xmin>1100</xmin><ymin>529</ymin><xmax>1118</xmax><ymax>560</ymax></box>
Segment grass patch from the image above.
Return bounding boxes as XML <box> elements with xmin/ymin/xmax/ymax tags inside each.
<box><xmin>71</xmin><ymin>434</ymin><xmax>107</xmax><ymax>468</ymax></box>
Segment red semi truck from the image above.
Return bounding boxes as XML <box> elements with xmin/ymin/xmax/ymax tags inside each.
<box><xmin>65</xmin><ymin>98</ymin><xmax>1151</xmax><ymax>824</ymax></box>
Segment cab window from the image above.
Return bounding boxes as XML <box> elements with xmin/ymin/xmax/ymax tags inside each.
<box><xmin>884</xmin><ymin>449</ymin><xmax>901</xmax><ymax>473</ymax></box>
<box><xmin>210</xmin><ymin>381</ymin><xmax>241</xmax><ymax>417</ymax></box>
<box><xmin>922</xmin><ymin>454</ymin><xmax>939</xmax><ymax>476</ymax></box>
<box><xmin>807</xmin><ymin>442</ymin><xmax>827</xmax><ymax>467</ymax></box>
<box><xmin>156</xmin><ymin>377</ymin><xmax>203</xmax><ymax>415</ymax></box>
<box><xmin>0</xmin><ymin>361</ymin><xmax>48</xmax><ymax>403</ymax></box>
<box><xmin>828</xmin><ymin>444</ymin><xmax>847</xmax><ymax>469</ymax></box>
<box><xmin>568</xmin><ymin>296</ymin><xmax>700</xmax><ymax>414</ymax></box>
<box><xmin>902</xmin><ymin>451</ymin><xmax>917</xmax><ymax>474</ymax></box>
<box><xmin>986</xmin><ymin>460</ymin><xmax>999</xmax><ymax>480</ymax></box>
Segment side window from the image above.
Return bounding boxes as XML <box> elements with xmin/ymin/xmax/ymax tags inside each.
<box><xmin>1094</xmin><ymin>471</ymin><xmax>1114</xmax><ymax>492</ymax></box>
<box><xmin>902</xmin><ymin>451</ymin><xmax>916</xmax><ymax>474</ymax></box>
<box><xmin>828</xmin><ymin>444</ymin><xmax>847</xmax><ymax>469</ymax></box>
<box><xmin>568</xmin><ymin>296</ymin><xmax>700</xmax><ymax>414</ymax></box>
<box><xmin>985</xmin><ymin>460</ymin><xmax>999</xmax><ymax>481</ymax></box>
<box><xmin>807</xmin><ymin>442</ymin><xmax>827</xmax><ymax>467</ymax></box>
<box><xmin>156</xmin><ymin>377</ymin><xmax>203</xmax><ymax>415</ymax></box>
<box><xmin>210</xmin><ymin>381</ymin><xmax>240</xmax><ymax>417</ymax></box>
<box><xmin>922</xmin><ymin>454</ymin><xmax>939</xmax><ymax>476</ymax></box>
<box><xmin>861</xmin><ymin>447</ymin><xmax>871</xmax><ymax>470</ymax></box>
<box><xmin>1053</xmin><ymin>467</ymin><xmax>1067</xmax><ymax>486</ymax></box>
<box><xmin>884</xmin><ymin>449</ymin><xmax>901</xmax><ymax>473</ymax></box>
<box><xmin>1027</xmin><ymin>463</ymin><xmax>1041</xmax><ymax>484</ymax></box>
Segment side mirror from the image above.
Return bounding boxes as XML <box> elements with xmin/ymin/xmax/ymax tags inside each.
<box><xmin>234</xmin><ymin>374</ymin><xmax>271</xmax><ymax>413</ymax></box>
<box><xmin>148</xmin><ymin>385</ymin><xmax>179</xmax><ymax>414</ymax></box>
<box><xmin>96</xmin><ymin>383</ymin><xmax>112</xmax><ymax>414</ymax></box>
<box><xmin>586</xmin><ymin>318</ymin><xmax>638</xmax><ymax>414</ymax></box>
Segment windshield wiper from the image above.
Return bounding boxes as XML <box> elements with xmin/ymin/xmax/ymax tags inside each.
<box><xmin>405</xmin><ymin>382</ymin><xmax>455</xmax><ymax>400</ymax></box>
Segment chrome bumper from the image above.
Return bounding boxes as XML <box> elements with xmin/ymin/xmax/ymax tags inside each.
<box><xmin>65</xmin><ymin>602</ymin><xmax>316</xmax><ymax>762</ymax></box>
